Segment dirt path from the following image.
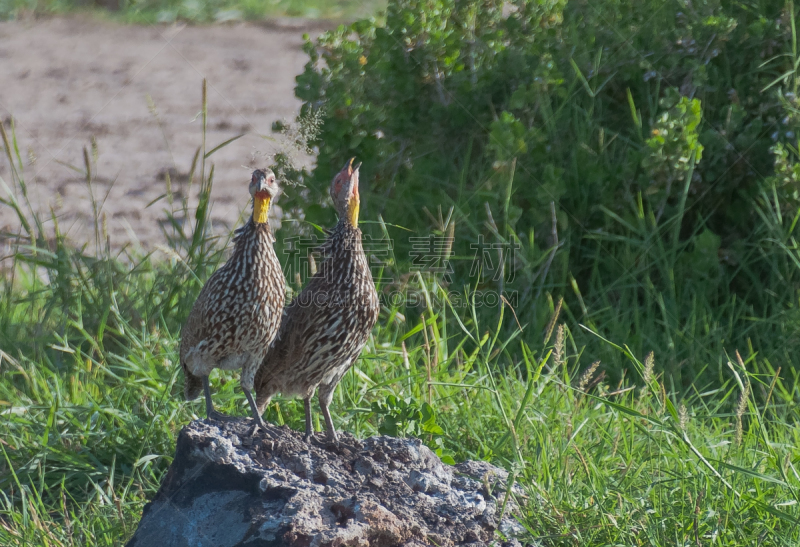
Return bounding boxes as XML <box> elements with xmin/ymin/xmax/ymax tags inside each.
<box><xmin>0</xmin><ymin>16</ymin><xmax>321</xmax><ymax>254</ymax></box>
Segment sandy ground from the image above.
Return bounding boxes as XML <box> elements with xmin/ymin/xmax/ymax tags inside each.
<box><xmin>0</xmin><ymin>16</ymin><xmax>321</xmax><ymax>255</ymax></box>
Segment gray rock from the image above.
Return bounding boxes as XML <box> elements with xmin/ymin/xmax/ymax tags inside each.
<box><xmin>126</xmin><ymin>420</ymin><xmax>525</xmax><ymax>547</ymax></box>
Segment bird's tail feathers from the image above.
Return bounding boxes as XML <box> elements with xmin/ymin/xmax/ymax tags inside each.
<box><xmin>255</xmin><ymin>390</ymin><xmax>272</xmax><ymax>415</ymax></box>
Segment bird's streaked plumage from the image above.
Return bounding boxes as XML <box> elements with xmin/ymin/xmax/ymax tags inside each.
<box><xmin>254</xmin><ymin>159</ymin><xmax>379</xmax><ymax>441</ymax></box>
<box><xmin>180</xmin><ymin>169</ymin><xmax>285</xmax><ymax>430</ymax></box>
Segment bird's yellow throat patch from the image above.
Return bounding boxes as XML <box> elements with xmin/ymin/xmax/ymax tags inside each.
<box><xmin>348</xmin><ymin>197</ymin><xmax>360</xmax><ymax>227</ymax></box>
<box><xmin>253</xmin><ymin>195</ymin><xmax>271</xmax><ymax>224</ymax></box>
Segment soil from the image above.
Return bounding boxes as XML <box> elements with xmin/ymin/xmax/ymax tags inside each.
<box><xmin>0</xmin><ymin>15</ymin><xmax>323</xmax><ymax>254</ymax></box>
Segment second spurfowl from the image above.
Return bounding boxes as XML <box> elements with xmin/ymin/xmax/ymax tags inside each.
<box><xmin>254</xmin><ymin>158</ymin><xmax>379</xmax><ymax>442</ymax></box>
<box><xmin>180</xmin><ymin>169</ymin><xmax>285</xmax><ymax>431</ymax></box>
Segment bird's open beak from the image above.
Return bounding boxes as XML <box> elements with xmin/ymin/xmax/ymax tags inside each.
<box><xmin>344</xmin><ymin>157</ymin><xmax>361</xmax><ymax>175</ymax></box>
<box><xmin>350</xmin><ymin>158</ymin><xmax>360</xmax><ymax>195</ymax></box>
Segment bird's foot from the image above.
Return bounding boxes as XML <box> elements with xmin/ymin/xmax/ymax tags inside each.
<box><xmin>248</xmin><ymin>415</ymin><xmax>281</xmax><ymax>440</ymax></box>
<box><xmin>206</xmin><ymin>409</ymin><xmax>237</xmax><ymax>423</ymax></box>
<box><xmin>307</xmin><ymin>432</ymin><xmax>340</xmax><ymax>451</ymax></box>
<box><xmin>242</xmin><ymin>387</ymin><xmax>277</xmax><ymax>438</ymax></box>
<box><xmin>324</xmin><ymin>434</ymin><xmax>340</xmax><ymax>450</ymax></box>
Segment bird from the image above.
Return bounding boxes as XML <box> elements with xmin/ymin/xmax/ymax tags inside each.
<box><xmin>180</xmin><ymin>168</ymin><xmax>285</xmax><ymax>432</ymax></box>
<box><xmin>254</xmin><ymin>158</ymin><xmax>379</xmax><ymax>442</ymax></box>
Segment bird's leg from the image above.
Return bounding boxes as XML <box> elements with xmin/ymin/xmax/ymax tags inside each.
<box><xmin>241</xmin><ymin>361</ymin><xmax>279</xmax><ymax>438</ymax></box>
<box><xmin>243</xmin><ymin>387</ymin><xmax>278</xmax><ymax>438</ymax></box>
<box><xmin>318</xmin><ymin>385</ymin><xmax>339</xmax><ymax>444</ymax></box>
<box><xmin>303</xmin><ymin>397</ymin><xmax>314</xmax><ymax>441</ymax></box>
<box><xmin>203</xmin><ymin>376</ymin><xmax>234</xmax><ymax>422</ymax></box>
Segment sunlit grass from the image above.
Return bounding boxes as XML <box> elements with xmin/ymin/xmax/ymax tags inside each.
<box><xmin>2</xmin><ymin>80</ymin><xmax>800</xmax><ymax>546</ymax></box>
<box><xmin>0</xmin><ymin>0</ymin><xmax>386</xmax><ymax>22</ymax></box>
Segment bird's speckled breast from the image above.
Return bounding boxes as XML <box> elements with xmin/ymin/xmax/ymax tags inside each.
<box><xmin>199</xmin><ymin>220</ymin><xmax>285</xmax><ymax>360</ymax></box>
<box><xmin>286</xmin><ymin>222</ymin><xmax>379</xmax><ymax>389</ymax></box>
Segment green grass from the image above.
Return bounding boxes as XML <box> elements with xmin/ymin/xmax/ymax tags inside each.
<box><xmin>0</xmin><ymin>0</ymin><xmax>386</xmax><ymax>23</ymax></box>
<box><xmin>2</xmin><ymin>82</ymin><xmax>800</xmax><ymax>546</ymax></box>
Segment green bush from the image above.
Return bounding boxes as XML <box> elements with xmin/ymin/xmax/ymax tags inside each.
<box><xmin>280</xmin><ymin>0</ymin><xmax>800</xmax><ymax>386</ymax></box>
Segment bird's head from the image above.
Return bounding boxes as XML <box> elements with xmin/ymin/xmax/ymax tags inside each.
<box><xmin>330</xmin><ymin>158</ymin><xmax>361</xmax><ymax>226</ymax></box>
<box><xmin>249</xmin><ymin>168</ymin><xmax>279</xmax><ymax>224</ymax></box>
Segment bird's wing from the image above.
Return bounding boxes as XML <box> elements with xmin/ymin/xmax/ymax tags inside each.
<box><xmin>179</xmin><ymin>269</ymin><xmax>229</xmax><ymax>398</ymax></box>
<box><xmin>253</xmin><ymin>274</ymin><xmax>327</xmax><ymax>391</ymax></box>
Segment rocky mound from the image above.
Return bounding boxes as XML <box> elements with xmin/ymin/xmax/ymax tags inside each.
<box><xmin>125</xmin><ymin>419</ymin><xmax>525</xmax><ymax>546</ymax></box>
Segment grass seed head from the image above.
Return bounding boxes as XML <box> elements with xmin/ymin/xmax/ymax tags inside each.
<box><xmin>643</xmin><ymin>351</ymin><xmax>655</xmax><ymax>387</ymax></box>
<box><xmin>578</xmin><ymin>360</ymin><xmax>600</xmax><ymax>394</ymax></box>
<box><xmin>735</xmin><ymin>379</ymin><xmax>751</xmax><ymax>446</ymax></box>
<box><xmin>553</xmin><ymin>324</ymin><xmax>565</xmax><ymax>369</ymax></box>
<box><xmin>639</xmin><ymin>351</ymin><xmax>655</xmax><ymax>401</ymax></box>
<box><xmin>543</xmin><ymin>297</ymin><xmax>563</xmax><ymax>344</ymax></box>
<box><xmin>679</xmin><ymin>402</ymin><xmax>689</xmax><ymax>431</ymax></box>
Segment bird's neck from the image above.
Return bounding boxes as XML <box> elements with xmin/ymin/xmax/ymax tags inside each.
<box><xmin>335</xmin><ymin>216</ymin><xmax>361</xmax><ymax>236</ymax></box>
<box><xmin>328</xmin><ymin>221</ymin><xmax>364</xmax><ymax>264</ymax></box>
<box><xmin>345</xmin><ymin>195</ymin><xmax>359</xmax><ymax>227</ymax></box>
<box><xmin>253</xmin><ymin>195</ymin><xmax>271</xmax><ymax>225</ymax></box>
<box><xmin>232</xmin><ymin>215</ymin><xmax>274</xmax><ymax>250</ymax></box>
<box><xmin>319</xmin><ymin>222</ymin><xmax>365</xmax><ymax>281</ymax></box>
